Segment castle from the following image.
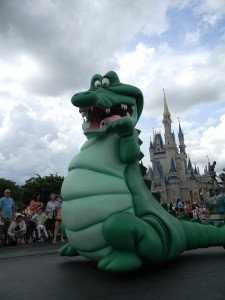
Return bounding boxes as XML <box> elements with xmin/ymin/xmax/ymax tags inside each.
<box><xmin>147</xmin><ymin>93</ymin><xmax>212</xmax><ymax>204</ymax></box>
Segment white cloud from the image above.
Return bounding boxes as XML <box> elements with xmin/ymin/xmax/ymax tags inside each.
<box><xmin>186</xmin><ymin>114</ymin><xmax>225</xmax><ymax>172</ymax></box>
<box><xmin>0</xmin><ymin>97</ymin><xmax>85</xmax><ymax>184</ymax></box>
<box><xmin>205</xmin><ymin>117</ymin><xmax>217</xmax><ymax>126</ymax></box>
<box><xmin>183</xmin><ymin>28</ymin><xmax>201</xmax><ymax>45</ymax></box>
<box><xmin>194</xmin><ymin>0</ymin><xmax>225</xmax><ymax>25</ymax></box>
<box><xmin>115</xmin><ymin>42</ymin><xmax>225</xmax><ymax>118</ymax></box>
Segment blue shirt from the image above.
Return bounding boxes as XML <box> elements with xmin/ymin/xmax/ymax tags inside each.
<box><xmin>0</xmin><ymin>197</ymin><xmax>15</xmax><ymax>219</ymax></box>
<box><xmin>177</xmin><ymin>201</ymin><xmax>183</xmax><ymax>209</ymax></box>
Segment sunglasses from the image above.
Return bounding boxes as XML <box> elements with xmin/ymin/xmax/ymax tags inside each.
<box><xmin>5</xmin><ymin>192</ymin><xmax>11</xmax><ymax>194</ymax></box>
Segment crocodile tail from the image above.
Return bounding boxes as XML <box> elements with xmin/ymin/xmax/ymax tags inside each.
<box><xmin>180</xmin><ymin>219</ymin><xmax>225</xmax><ymax>250</ymax></box>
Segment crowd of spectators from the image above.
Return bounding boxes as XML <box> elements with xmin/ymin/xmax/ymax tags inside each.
<box><xmin>165</xmin><ymin>187</ymin><xmax>225</xmax><ymax>221</ymax></box>
<box><xmin>1</xmin><ymin>186</ymin><xmax>225</xmax><ymax>246</ymax></box>
<box><xmin>0</xmin><ymin>189</ymin><xmax>65</xmax><ymax>246</ymax></box>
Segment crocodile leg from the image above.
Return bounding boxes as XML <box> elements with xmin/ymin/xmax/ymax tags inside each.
<box><xmin>59</xmin><ymin>243</ymin><xmax>80</xmax><ymax>257</ymax></box>
<box><xmin>99</xmin><ymin>212</ymin><xmax>164</xmax><ymax>272</ymax></box>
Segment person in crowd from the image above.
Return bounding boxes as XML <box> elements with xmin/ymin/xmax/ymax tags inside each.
<box><xmin>168</xmin><ymin>203</ymin><xmax>173</xmax><ymax>211</ymax></box>
<box><xmin>198</xmin><ymin>204</ymin><xmax>205</xmax><ymax>220</ymax></box>
<box><xmin>53</xmin><ymin>195</ymin><xmax>64</xmax><ymax>243</ymax></box>
<box><xmin>177</xmin><ymin>198</ymin><xmax>184</xmax><ymax>211</ymax></box>
<box><xmin>7</xmin><ymin>213</ymin><xmax>26</xmax><ymax>245</ymax></box>
<box><xmin>0</xmin><ymin>189</ymin><xmax>15</xmax><ymax>228</ymax></box>
<box><xmin>176</xmin><ymin>198</ymin><xmax>184</xmax><ymax>216</ymax></box>
<box><xmin>31</xmin><ymin>206</ymin><xmax>48</xmax><ymax>239</ymax></box>
<box><xmin>45</xmin><ymin>193</ymin><xmax>59</xmax><ymax>237</ymax></box>
<box><xmin>186</xmin><ymin>201</ymin><xmax>193</xmax><ymax>219</ymax></box>
<box><xmin>29</xmin><ymin>193</ymin><xmax>44</xmax><ymax>217</ymax></box>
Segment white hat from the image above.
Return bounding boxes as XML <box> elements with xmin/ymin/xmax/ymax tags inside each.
<box><xmin>14</xmin><ymin>213</ymin><xmax>23</xmax><ymax>220</ymax></box>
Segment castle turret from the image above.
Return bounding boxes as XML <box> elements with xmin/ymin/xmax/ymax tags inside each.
<box><xmin>168</xmin><ymin>157</ymin><xmax>180</xmax><ymax>201</ymax></box>
<box><xmin>162</xmin><ymin>90</ymin><xmax>174</xmax><ymax>147</ymax></box>
<box><xmin>178</xmin><ymin>120</ymin><xmax>186</xmax><ymax>154</ymax></box>
<box><xmin>177</xmin><ymin>120</ymin><xmax>188</xmax><ymax>176</ymax></box>
<box><xmin>187</xmin><ymin>157</ymin><xmax>193</xmax><ymax>172</ymax></box>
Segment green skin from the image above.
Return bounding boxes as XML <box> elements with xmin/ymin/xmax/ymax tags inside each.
<box><xmin>59</xmin><ymin>71</ymin><xmax>225</xmax><ymax>272</ymax></box>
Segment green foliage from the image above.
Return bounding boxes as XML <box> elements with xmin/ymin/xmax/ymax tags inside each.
<box><xmin>15</xmin><ymin>201</ymin><xmax>27</xmax><ymax>212</ymax></box>
<box><xmin>21</xmin><ymin>173</ymin><xmax>64</xmax><ymax>205</ymax></box>
<box><xmin>0</xmin><ymin>178</ymin><xmax>23</xmax><ymax>203</ymax></box>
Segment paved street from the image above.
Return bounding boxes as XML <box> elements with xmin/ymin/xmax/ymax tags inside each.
<box><xmin>1</xmin><ymin>242</ymin><xmax>225</xmax><ymax>300</ymax></box>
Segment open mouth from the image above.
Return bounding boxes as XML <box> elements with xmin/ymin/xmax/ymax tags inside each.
<box><xmin>79</xmin><ymin>104</ymin><xmax>134</xmax><ymax>131</ymax></box>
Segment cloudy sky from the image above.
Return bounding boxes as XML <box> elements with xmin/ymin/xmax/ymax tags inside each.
<box><xmin>0</xmin><ymin>0</ymin><xmax>225</xmax><ymax>186</ymax></box>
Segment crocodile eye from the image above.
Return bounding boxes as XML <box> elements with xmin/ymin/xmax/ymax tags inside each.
<box><xmin>102</xmin><ymin>78</ymin><xmax>110</xmax><ymax>87</ymax></box>
<box><xmin>94</xmin><ymin>80</ymin><xmax>101</xmax><ymax>89</ymax></box>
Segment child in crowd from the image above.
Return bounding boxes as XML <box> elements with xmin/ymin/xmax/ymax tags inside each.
<box><xmin>31</xmin><ymin>206</ymin><xmax>48</xmax><ymax>239</ymax></box>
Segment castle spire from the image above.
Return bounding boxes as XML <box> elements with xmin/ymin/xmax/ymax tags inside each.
<box><xmin>190</xmin><ymin>168</ymin><xmax>196</xmax><ymax>180</ymax></box>
<box><xmin>163</xmin><ymin>89</ymin><xmax>170</xmax><ymax>117</ymax></box>
<box><xmin>178</xmin><ymin>118</ymin><xmax>183</xmax><ymax>139</ymax></box>
<box><xmin>162</xmin><ymin>89</ymin><xmax>173</xmax><ymax>147</ymax></box>
<box><xmin>178</xmin><ymin>118</ymin><xmax>186</xmax><ymax>154</ymax></box>
<box><xmin>187</xmin><ymin>157</ymin><xmax>193</xmax><ymax>171</ymax></box>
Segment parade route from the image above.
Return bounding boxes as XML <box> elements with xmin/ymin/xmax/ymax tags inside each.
<box><xmin>1</xmin><ymin>242</ymin><xmax>225</xmax><ymax>300</ymax></box>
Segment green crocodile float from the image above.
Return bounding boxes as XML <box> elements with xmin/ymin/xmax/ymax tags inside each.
<box><xmin>59</xmin><ymin>71</ymin><xmax>225</xmax><ymax>272</ymax></box>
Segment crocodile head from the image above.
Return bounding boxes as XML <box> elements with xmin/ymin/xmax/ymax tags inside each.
<box><xmin>71</xmin><ymin>71</ymin><xmax>143</xmax><ymax>138</ymax></box>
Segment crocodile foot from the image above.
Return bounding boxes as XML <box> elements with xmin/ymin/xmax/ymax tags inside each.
<box><xmin>98</xmin><ymin>250</ymin><xmax>142</xmax><ymax>272</ymax></box>
<box><xmin>59</xmin><ymin>243</ymin><xmax>79</xmax><ymax>256</ymax></box>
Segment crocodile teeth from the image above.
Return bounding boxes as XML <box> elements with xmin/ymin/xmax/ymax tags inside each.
<box><xmin>90</xmin><ymin>106</ymin><xmax>93</xmax><ymax>111</ymax></box>
<box><xmin>127</xmin><ymin>112</ymin><xmax>130</xmax><ymax>116</ymax></box>
<box><xmin>83</xmin><ymin>121</ymin><xmax>90</xmax><ymax>130</ymax></box>
<box><xmin>121</xmin><ymin>104</ymin><xmax>127</xmax><ymax>110</ymax></box>
<box><xmin>82</xmin><ymin>112</ymin><xmax>85</xmax><ymax>118</ymax></box>
<box><xmin>105</xmin><ymin>108</ymin><xmax>110</xmax><ymax>114</ymax></box>
<box><xmin>132</xmin><ymin>106</ymin><xmax>135</xmax><ymax>111</ymax></box>
<box><xmin>100</xmin><ymin>121</ymin><xmax>108</xmax><ymax>129</ymax></box>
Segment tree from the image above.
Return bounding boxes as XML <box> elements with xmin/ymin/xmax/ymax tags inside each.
<box><xmin>21</xmin><ymin>173</ymin><xmax>64</xmax><ymax>206</ymax></box>
<box><xmin>0</xmin><ymin>178</ymin><xmax>23</xmax><ymax>202</ymax></box>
